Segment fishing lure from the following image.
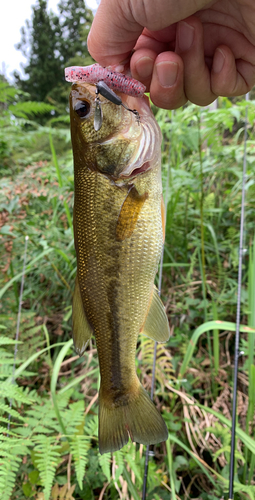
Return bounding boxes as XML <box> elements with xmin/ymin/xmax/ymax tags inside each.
<box><xmin>94</xmin><ymin>81</ymin><xmax>140</xmax><ymax>131</ymax></box>
<box><xmin>65</xmin><ymin>63</ymin><xmax>146</xmax><ymax>97</ymax></box>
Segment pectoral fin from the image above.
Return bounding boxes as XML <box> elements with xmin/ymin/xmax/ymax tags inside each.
<box><xmin>141</xmin><ymin>286</ymin><xmax>170</xmax><ymax>342</ymax></box>
<box><xmin>72</xmin><ymin>276</ymin><xmax>93</xmax><ymax>356</ymax></box>
<box><xmin>116</xmin><ymin>186</ymin><xmax>148</xmax><ymax>242</ymax></box>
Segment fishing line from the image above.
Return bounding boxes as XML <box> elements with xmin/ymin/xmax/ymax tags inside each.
<box><xmin>142</xmin><ymin>117</ymin><xmax>172</xmax><ymax>499</ymax></box>
<box><xmin>228</xmin><ymin>95</ymin><xmax>249</xmax><ymax>500</ymax></box>
<box><xmin>7</xmin><ymin>235</ymin><xmax>29</xmax><ymax>434</ymax></box>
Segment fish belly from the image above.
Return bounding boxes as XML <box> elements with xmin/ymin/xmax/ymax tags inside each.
<box><xmin>74</xmin><ymin>160</ymin><xmax>168</xmax><ymax>452</ymax></box>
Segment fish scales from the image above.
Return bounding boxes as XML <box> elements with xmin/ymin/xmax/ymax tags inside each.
<box><xmin>75</xmin><ymin>170</ymin><xmax>162</xmax><ymax>389</ymax></box>
<box><xmin>70</xmin><ymin>82</ymin><xmax>170</xmax><ymax>453</ymax></box>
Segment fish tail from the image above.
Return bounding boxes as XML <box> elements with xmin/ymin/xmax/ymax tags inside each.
<box><xmin>98</xmin><ymin>384</ymin><xmax>168</xmax><ymax>454</ymax></box>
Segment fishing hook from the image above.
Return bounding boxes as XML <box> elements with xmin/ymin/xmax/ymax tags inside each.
<box><xmin>93</xmin><ymin>81</ymin><xmax>140</xmax><ymax>131</ymax></box>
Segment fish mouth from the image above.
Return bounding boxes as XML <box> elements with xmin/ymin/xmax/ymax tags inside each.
<box><xmin>120</xmin><ymin>161</ymin><xmax>151</xmax><ymax>179</ymax></box>
<box><xmin>99</xmin><ymin>94</ymin><xmax>162</xmax><ymax>179</ymax></box>
<box><xmin>120</xmin><ymin>95</ymin><xmax>161</xmax><ymax>178</ymax></box>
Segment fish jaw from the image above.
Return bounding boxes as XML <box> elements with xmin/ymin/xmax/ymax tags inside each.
<box><xmin>70</xmin><ymin>83</ymin><xmax>162</xmax><ymax>181</ymax></box>
<box><xmin>96</xmin><ymin>94</ymin><xmax>163</xmax><ymax>180</ymax></box>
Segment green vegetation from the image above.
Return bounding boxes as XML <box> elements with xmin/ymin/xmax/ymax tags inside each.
<box><xmin>14</xmin><ymin>0</ymin><xmax>93</xmax><ymax>113</ymax></box>
<box><xmin>1</xmin><ymin>74</ymin><xmax>255</xmax><ymax>499</ymax></box>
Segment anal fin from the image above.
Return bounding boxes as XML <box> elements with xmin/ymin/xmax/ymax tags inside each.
<box><xmin>72</xmin><ymin>276</ymin><xmax>93</xmax><ymax>356</ymax></box>
<box><xmin>141</xmin><ymin>286</ymin><xmax>170</xmax><ymax>342</ymax></box>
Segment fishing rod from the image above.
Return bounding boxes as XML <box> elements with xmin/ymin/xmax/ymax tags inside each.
<box><xmin>228</xmin><ymin>94</ymin><xmax>249</xmax><ymax>499</ymax></box>
<box><xmin>8</xmin><ymin>236</ymin><xmax>29</xmax><ymax>434</ymax></box>
<box><xmin>142</xmin><ymin>124</ymin><xmax>172</xmax><ymax>499</ymax></box>
<box><xmin>142</xmin><ymin>96</ymin><xmax>249</xmax><ymax>498</ymax></box>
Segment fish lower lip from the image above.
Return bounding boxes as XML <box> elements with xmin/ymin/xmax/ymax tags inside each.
<box><xmin>120</xmin><ymin>161</ymin><xmax>151</xmax><ymax>178</ymax></box>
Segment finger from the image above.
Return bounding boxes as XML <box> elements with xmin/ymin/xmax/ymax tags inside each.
<box><xmin>130</xmin><ymin>48</ymin><xmax>158</xmax><ymax>91</ymax></box>
<box><xmin>131</xmin><ymin>49</ymin><xmax>187</xmax><ymax>109</ymax></box>
<box><xmin>149</xmin><ymin>52</ymin><xmax>187</xmax><ymax>109</ymax></box>
<box><xmin>88</xmin><ymin>0</ymin><xmax>143</xmax><ymax>65</ymax></box>
<box><xmin>134</xmin><ymin>26</ymin><xmax>176</xmax><ymax>50</ymax></box>
<box><xmin>88</xmin><ymin>0</ymin><xmax>211</xmax><ymax>66</ymax></box>
<box><xmin>175</xmin><ymin>17</ymin><xmax>217</xmax><ymax>105</ymax></box>
<box><xmin>130</xmin><ymin>27</ymin><xmax>178</xmax><ymax>90</ymax></box>
<box><xmin>212</xmin><ymin>45</ymin><xmax>255</xmax><ymax>96</ymax></box>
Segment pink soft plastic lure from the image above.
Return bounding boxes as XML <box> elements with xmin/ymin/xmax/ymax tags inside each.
<box><xmin>65</xmin><ymin>63</ymin><xmax>146</xmax><ymax>97</ymax></box>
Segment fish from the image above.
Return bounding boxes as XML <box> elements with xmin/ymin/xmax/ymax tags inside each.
<box><xmin>69</xmin><ymin>81</ymin><xmax>170</xmax><ymax>454</ymax></box>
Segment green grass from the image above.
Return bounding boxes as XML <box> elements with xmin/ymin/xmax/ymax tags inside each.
<box><xmin>1</xmin><ymin>85</ymin><xmax>255</xmax><ymax>498</ymax></box>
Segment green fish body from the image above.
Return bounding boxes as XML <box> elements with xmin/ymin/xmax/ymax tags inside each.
<box><xmin>70</xmin><ymin>83</ymin><xmax>170</xmax><ymax>454</ymax></box>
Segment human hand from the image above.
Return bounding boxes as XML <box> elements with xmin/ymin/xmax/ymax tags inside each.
<box><xmin>88</xmin><ymin>0</ymin><xmax>255</xmax><ymax>108</ymax></box>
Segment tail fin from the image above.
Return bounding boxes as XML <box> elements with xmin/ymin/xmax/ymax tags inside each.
<box><xmin>98</xmin><ymin>384</ymin><xmax>168</xmax><ymax>454</ymax></box>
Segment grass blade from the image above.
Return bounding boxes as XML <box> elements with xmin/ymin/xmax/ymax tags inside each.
<box><xmin>49</xmin><ymin>131</ymin><xmax>73</xmax><ymax>235</ymax></box>
<box><xmin>166</xmin><ymin>437</ymin><xmax>177</xmax><ymax>500</ymax></box>
<box><xmin>50</xmin><ymin>339</ymin><xmax>73</xmax><ymax>437</ymax></box>
<box><xmin>179</xmin><ymin>320</ymin><xmax>255</xmax><ymax>380</ymax></box>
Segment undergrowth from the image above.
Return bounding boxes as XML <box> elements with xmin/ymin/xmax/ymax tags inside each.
<box><xmin>1</xmin><ymin>80</ymin><xmax>255</xmax><ymax>498</ymax></box>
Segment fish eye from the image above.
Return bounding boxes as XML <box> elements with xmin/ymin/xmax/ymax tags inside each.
<box><xmin>74</xmin><ymin>100</ymin><xmax>90</xmax><ymax>118</ymax></box>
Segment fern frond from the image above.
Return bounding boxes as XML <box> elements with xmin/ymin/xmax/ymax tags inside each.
<box><xmin>0</xmin><ymin>82</ymin><xmax>18</xmax><ymax>104</ymax></box>
<box><xmin>69</xmin><ymin>435</ymin><xmax>90</xmax><ymax>489</ymax></box>
<box><xmin>0</xmin><ymin>402</ymin><xmax>25</xmax><ymax>421</ymax></box>
<box><xmin>34</xmin><ymin>435</ymin><xmax>61</xmax><ymax>500</ymax></box>
<box><xmin>0</xmin><ymin>437</ymin><xmax>31</xmax><ymax>452</ymax></box>
<box><xmin>1</xmin><ymin>382</ymin><xmax>35</xmax><ymax>404</ymax></box>
<box><xmin>0</xmin><ymin>336</ymin><xmax>22</xmax><ymax>346</ymax></box>
<box><xmin>56</xmin><ymin>389</ymin><xmax>74</xmax><ymax>410</ymax></box>
<box><xmin>0</xmin><ymin>456</ymin><xmax>21</xmax><ymax>500</ymax></box>
<box><xmin>98</xmin><ymin>452</ymin><xmax>111</xmax><ymax>482</ymax></box>
<box><xmin>14</xmin><ymin>426</ymin><xmax>34</xmax><ymax>437</ymax></box>
<box><xmin>0</xmin><ymin>366</ymin><xmax>14</xmax><ymax>380</ymax></box>
<box><xmin>0</xmin><ymin>436</ymin><xmax>28</xmax><ymax>500</ymax></box>
<box><xmin>49</xmin><ymin>115</ymin><xmax>70</xmax><ymax>125</ymax></box>
<box><xmin>0</xmin><ymin>349</ymin><xmax>14</xmax><ymax>359</ymax></box>
<box><xmin>9</xmin><ymin>101</ymin><xmax>55</xmax><ymax>119</ymax></box>
<box><xmin>113</xmin><ymin>449</ymin><xmax>124</xmax><ymax>481</ymax></box>
<box><xmin>0</xmin><ymin>425</ymin><xmax>20</xmax><ymax>436</ymax></box>
<box><xmin>63</xmin><ymin>400</ymin><xmax>85</xmax><ymax>434</ymax></box>
<box><xmin>84</xmin><ymin>415</ymin><xmax>98</xmax><ymax>438</ymax></box>
<box><xmin>4</xmin><ymin>312</ymin><xmax>45</xmax><ymax>362</ymax></box>
<box><xmin>26</xmin><ymin>404</ymin><xmax>59</xmax><ymax>437</ymax></box>
<box><xmin>23</xmin><ymin>390</ymin><xmax>72</xmax><ymax>438</ymax></box>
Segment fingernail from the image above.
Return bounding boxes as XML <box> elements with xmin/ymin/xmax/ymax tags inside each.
<box><xmin>135</xmin><ymin>56</ymin><xmax>154</xmax><ymax>80</ymax></box>
<box><xmin>178</xmin><ymin>21</ymin><xmax>195</xmax><ymax>52</ymax></box>
<box><xmin>213</xmin><ymin>48</ymin><xmax>225</xmax><ymax>73</ymax></box>
<box><xmin>156</xmin><ymin>61</ymin><xmax>178</xmax><ymax>87</ymax></box>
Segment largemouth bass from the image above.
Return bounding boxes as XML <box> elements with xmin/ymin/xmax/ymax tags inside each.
<box><xmin>70</xmin><ymin>82</ymin><xmax>170</xmax><ymax>454</ymax></box>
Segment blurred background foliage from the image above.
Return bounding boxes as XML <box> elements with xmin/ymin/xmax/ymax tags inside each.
<box><xmin>1</xmin><ymin>1</ymin><xmax>255</xmax><ymax>499</ymax></box>
<box><xmin>14</xmin><ymin>0</ymin><xmax>94</xmax><ymax>115</ymax></box>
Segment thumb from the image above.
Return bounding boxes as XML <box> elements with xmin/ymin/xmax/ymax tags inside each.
<box><xmin>88</xmin><ymin>0</ymin><xmax>210</xmax><ymax>66</ymax></box>
<box><xmin>88</xmin><ymin>0</ymin><xmax>143</xmax><ymax>65</ymax></box>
